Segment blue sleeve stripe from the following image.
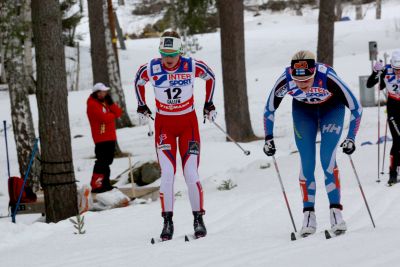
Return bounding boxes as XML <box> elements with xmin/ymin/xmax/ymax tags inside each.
<box><xmin>266</xmin><ymin>73</ymin><xmax>286</xmax><ymax>113</ymax></box>
<box><xmin>135</xmin><ymin>65</ymin><xmax>147</xmax><ymax>85</ymax></box>
<box><xmin>135</xmin><ymin>65</ymin><xmax>147</xmax><ymax>106</ymax></box>
<box><xmin>263</xmin><ymin>72</ymin><xmax>286</xmax><ymax>137</ymax></box>
<box><xmin>195</xmin><ymin>61</ymin><xmax>215</xmax><ymax>79</ymax></box>
<box><xmin>195</xmin><ymin>61</ymin><xmax>216</xmax><ymax>102</ymax></box>
<box><xmin>208</xmin><ymin>78</ymin><xmax>215</xmax><ymax>102</ymax></box>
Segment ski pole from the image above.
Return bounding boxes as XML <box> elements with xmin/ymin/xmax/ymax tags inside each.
<box><xmin>381</xmin><ymin>117</ymin><xmax>388</xmax><ymax>175</ymax></box>
<box><xmin>377</xmin><ymin>86</ymin><xmax>381</xmax><ymax>183</ymax></box>
<box><xmin>211</xmin><ymin>121</ymin><xmax>251</xmax><ymax>155</ymax></box>
<box><xmin>12</xmin><ymin>138</ymin><xmax>39</xmax><ymax>223</ymax></box>
<box><xmin>139</xmin><ymin>113</ymin><xmax>154</xmax><ymax>137</ymax></box>
<box><xmin>348</xmin><ymin>155</ymin><xmax>376</xmax><ymax>228</ymax></box>
<box><xmin>272</xmin><ymin>156</ymin><xmax>297</xmax><ymax>233</ymax></box>
<box><xmin>3</xmin><ymin>120</ymin><xmax>10</xmax><ymax>179</ymax></box>
<box><xmin>147</xmin><ymin>119</ymin><xmax>154</xmax><ymax>137</ymax></box>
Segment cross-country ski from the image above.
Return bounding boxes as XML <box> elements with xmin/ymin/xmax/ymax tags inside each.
<box><xmin>324</xmin><ymin>229</ymin><xmax>346</xmax><ymax>240</ymax></box>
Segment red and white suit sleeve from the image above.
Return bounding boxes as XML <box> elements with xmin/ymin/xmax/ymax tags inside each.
<box><xmin>194</xmin><ymin>59</ymin><xmax>215</xmax><ymax>103</ymax></box>
<box><xmin>134</xmin><ymin>63</ymin><xmax>150</xmax><ymax>106</ymax></box>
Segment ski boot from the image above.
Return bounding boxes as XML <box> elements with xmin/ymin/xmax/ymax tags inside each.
<box><xmin>330</xmin><ymin>205</ymin><xmax>347</xmax><ymax>235</ymax></box>
<box><xmin>299</xmin><ymin>208</ymin><xmax>317</xmax><ymax>237</ymax></box>
<box><xmin>193</xmin><ymin>211</ymin><xmax>207</xmax><ymax>238</ymax></box>
<box><xmin>160</xmin><ymin>212</ymin><xmax>174</xmax><ymax>241</ymax></box>
<box><xmin>388</xmin><ymin>170</ymin><xmax>398</xmax><ymax>186</ymax></box>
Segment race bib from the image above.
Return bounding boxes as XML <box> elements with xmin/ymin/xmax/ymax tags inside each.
<box><xmin>290</xmin><ymin>87</ymin><xmax>332</xmax><ymax>104</ymax></box>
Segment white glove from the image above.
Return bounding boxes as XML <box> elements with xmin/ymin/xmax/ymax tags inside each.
<box><xmin>373</xmin><ymin>61</ymin><xmax>384</xmax><ymax>72</ymax></box>
<box><xmin>205</xmin><ymin>110</ymin><xmax>217</xmax><ymax>122</ymax></box>
<box><xmin>203</xmin><ymin>102</ymin><xmax>217</xmax><ymax>122</ymax></box>
<box><xmin>138</xmin><ymin>113</ymin><xmax>149</xmax><ymax>125</ymax></box>
<box><xmin>137</xmin><ymin>104</ymin><xmax>152</xmax><ymax>126</ymax></box>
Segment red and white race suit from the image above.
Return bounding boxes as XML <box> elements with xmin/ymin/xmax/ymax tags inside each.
<box><xmin>134</xmin><ymin>56</ymin><xmax>215</xmax><ymax>212</ymax></box>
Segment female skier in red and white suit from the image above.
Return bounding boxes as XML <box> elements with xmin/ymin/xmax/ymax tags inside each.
<box><xmin>134</xmin><ymin>31</ymin><xmax>216</xmax><ymax>240</ymax></box>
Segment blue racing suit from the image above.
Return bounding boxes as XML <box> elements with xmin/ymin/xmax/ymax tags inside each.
<box><xmin>264</xmin><ymin>63</ymin><xmax>362</xmax><ymax>210</ymax></box>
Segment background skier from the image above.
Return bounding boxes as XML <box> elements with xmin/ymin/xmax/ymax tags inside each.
<box><xmin>367</xmin><ymin>50</ymin><xmax>400</xmax><ymax>185</ymax></box>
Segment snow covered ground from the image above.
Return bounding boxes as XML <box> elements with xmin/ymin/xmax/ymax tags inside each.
<box><xmin>1</xmin><ymin>1</ymin><xmax>400</xmax><ymax>266</ymax></box>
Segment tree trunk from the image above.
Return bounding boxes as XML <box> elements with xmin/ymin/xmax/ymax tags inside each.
<box><xmin>75</xmin><ymin>42</ymin><xmax>80</xmax><ymax>91</ymax></box>
<box><xmin>7</xmin><ymin>59</ymin><xmax>41</xmax><ymax>191</ymax></box>
<box><xmin>376</xmin><ymin>0</ymin><xmax>381</xmax><ymax>19</ymax></box>
<box><xmin>31</xmin><ymin>0</ymin><xmax>78</xmax><ymax>223</ymax></box>
<box><xmin>294</xmin><ymin>0</ymin><xmax>303</xmax><ymax>16</ymax></box>
<box><xmin>335</xmin><ymin>0</ymin><xmax>343</xmax><ymax>21</ymax></box>
<box><xmin>170</xmin><ymin>0</ymin><xmax>177</xmax><ymax>31</ymax></box>
<box><xmin>87</xmin><ymin>0</ymin><xmax>109</xmax><ymax>85</ymax></box>
<box><xmin>87</xmin><ymin>0</ymin><xmax>132</xmax><ymax>129</ymax></box>
<box><xmin>0</xmin><ymin>4</ymin><xmax>6</xmax><ymax>84</ymax></box>
<box><xmin>1</xmin><ymin>0</ymin><xmax>41</xmax><ymax>191</ymax></box>
<box><xmin>355</xmin><ymin>0</ymin><xmax>362</xmax><ymax>20</ymax></box>
<box><xmin>23</xmin><ymin>0</ymin><xmax>36</xmax><ymax>95</ymax></box>
<box><xmin>317</xmin><ymin>0</ymin><xmax>335</xmax><ymax>67</ymax></box>
<box><xmin>107</xmin><ymin>0</ymin><xmax>119</xmax><ymax>67</ymax></box>
<box><xmin>217</xmin><ymin>0</ymin><xmax>256</xmax><ymax>142</ymax></box>
<box><xmin>114</xmin><ymin>11</ymin><xmax>126</xmax><ymax>50</ymax></box>
<box><xmin>0</xmin><ymin>42</ymin><xmax>7</xmax><ymax>84</ymax></box>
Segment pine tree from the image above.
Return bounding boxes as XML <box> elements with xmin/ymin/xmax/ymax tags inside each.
<box><xmin>317</xmin><ymin>0</ymin><xmax>335</xmax><ymax>66</ymax></box>
<box><xmin>0</xmin><ymin>0</ymin><xmax>41</xmax><ymax>190</ymax></box>
<box><xmin>217</xmin><ymin>0</ymin><xmax>256</xmax><ymax>142</ymax></box>
<box><xmin>172</xmin><ymin>0</ymin><xmax>216</xmax><ymax>35</ymax></box>
<box><xmin>32</xmin><ymin>0</ymin><xmax>78</xmax><ymax>223</ymax></box>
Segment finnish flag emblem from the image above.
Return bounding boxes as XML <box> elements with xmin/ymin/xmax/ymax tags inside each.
<box><xmin>295</xmin><ymin>69</ymin><xmax>306</xmax><ymax>76</ymax></box>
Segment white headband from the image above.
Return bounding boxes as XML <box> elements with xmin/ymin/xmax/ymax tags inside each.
<box><xmin>391</xmin><ymin>50</ymin><xmax>400</xmax><ymax>69</ymax></box>
<box><xmin>159</xmin><ymin>37</ymin><xmax>182</xmax><ymax>51</ymax></box>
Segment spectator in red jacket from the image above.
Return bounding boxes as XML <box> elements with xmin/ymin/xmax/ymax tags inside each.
<box><xmin>87</xmin><ymin>83</ymin><xmax>122</xmax><ymax>193</ymax></box>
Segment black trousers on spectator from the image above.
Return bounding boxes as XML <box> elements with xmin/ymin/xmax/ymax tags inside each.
<box><xmin>93</xmin><ymin>141</ymin><xmax>116</xmax><ymax>186</ymax></box>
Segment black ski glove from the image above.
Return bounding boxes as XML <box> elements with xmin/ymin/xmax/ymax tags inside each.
<box><xmin>340</xmin><ymin>138</ymin><xmax>355</xmax><ymax>155</ymax></box>
<box><xmin>203</xmin><ymin>102</ymin><xmax>217</xmax><ymax>123</ymax></box>
<box><xmin>263</xmin><ymin>136</ymin><xmax>276</xmax><ymax>156</ymax></box>
<box><xmin>137</xmin><ymin>104</ymin><xmax>152</xmax><ymax>116</ymax></box>
<box><xmin>203</xmin><ymin>102</ymin><xmax>216</xmax><ymax>116</ymax></box>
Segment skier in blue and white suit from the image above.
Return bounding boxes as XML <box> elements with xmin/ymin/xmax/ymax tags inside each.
<box><xmin>263</xmin><ymin>51</ymin><xmax>362</xmax><ymax>237</ymax></box>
